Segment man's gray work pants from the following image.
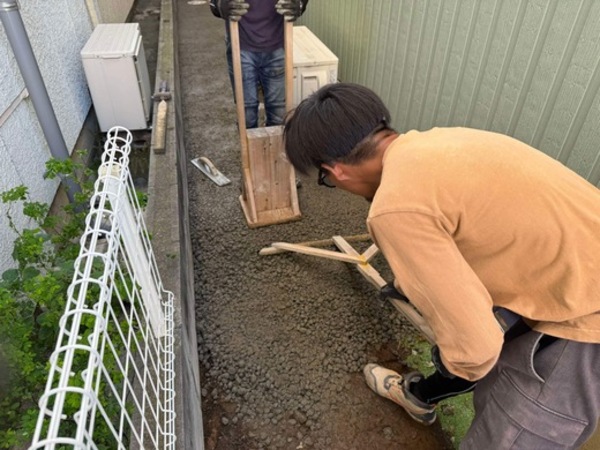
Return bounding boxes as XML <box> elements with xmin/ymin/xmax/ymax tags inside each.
<box><xmin>461</xmin><ymin>330</ymin><xmax>600</xmax><ymax>449</ymax></box>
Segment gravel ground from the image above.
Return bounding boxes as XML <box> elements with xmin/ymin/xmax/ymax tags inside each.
<box><xmin>176</xmin><ymin>2</ymin><xmax>452</xmax><ymax>448</ymax></box>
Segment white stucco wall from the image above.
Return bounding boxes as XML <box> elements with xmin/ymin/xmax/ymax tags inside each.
<box><xmin>0</xmin><ymin>0</ymin><xmax>94</xmax><ymax>273</ymax></box>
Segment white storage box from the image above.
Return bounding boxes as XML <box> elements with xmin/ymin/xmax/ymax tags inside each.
<box><xmin>81</xmin><ymin>23</ymin><xmax>152</xmax><ymax>132</ymax></box>
<box><xmin>293</xmin><ymin>26</ymin><xmax>338</xmax><ymax>106</ymax></box>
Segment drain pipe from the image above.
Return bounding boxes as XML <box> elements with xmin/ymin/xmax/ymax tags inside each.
<box><xmin>0</xmin><ymin>0</ymin><xmax>80</xmax><ymax>203</ymax></box>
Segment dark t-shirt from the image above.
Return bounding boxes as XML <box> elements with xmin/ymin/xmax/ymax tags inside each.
<box><xmin>229</xmin><ymin>0</ymin><xmax>283</xmax><ymax>52</ymax></box>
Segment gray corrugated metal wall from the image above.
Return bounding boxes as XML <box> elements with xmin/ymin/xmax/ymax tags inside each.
<box><xmin>299</xmin><ymin>0</ymin><xmax>600</xmax><ymax>186</ymax></box>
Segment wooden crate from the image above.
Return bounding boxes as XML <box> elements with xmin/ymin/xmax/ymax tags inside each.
<box><xmin>239</xmin><ymin>126</ymin><xmax>300</xmax><ymax>227</ymax></box>
<box><xmin>232</xmin><ymin>21</ymin><xmax>301</xmax><ymax>228</ymax></box>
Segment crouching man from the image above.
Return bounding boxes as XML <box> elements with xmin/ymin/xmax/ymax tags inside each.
<box><xmin>283</xmin><ymin>82</ymin><xmax>600</xmax><ymax>449</ymax></box>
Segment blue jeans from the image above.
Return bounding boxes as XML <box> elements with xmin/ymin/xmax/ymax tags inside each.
<box><xmin>226</xmin><ymin>42</ymin><xmax>286</xmax><ymax>129</ymax></box>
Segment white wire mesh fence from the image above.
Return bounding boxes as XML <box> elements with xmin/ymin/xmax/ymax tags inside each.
<box><xmin>28</xmin><ymin>127</ymin><xmax>176</xmax><ymax>449</ymax></box>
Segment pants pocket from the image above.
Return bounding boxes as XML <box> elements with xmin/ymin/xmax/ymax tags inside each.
<box><xmin>461</xmin><ymin>370</ymin><xmax>587</xmax><ymax>449</ymax></box>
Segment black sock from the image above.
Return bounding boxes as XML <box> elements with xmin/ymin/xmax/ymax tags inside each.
<box><xmin>409</xmin><ymin>370</ymin><xmax>477</xmax><ymax>405</ymax></box>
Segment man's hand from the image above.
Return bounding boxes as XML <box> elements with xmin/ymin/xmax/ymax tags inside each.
<box><xmin>275</xmin><ymin>0</ymin><xmax>308</xmax><ymax>22</ymax></box>
<box><xmin>210</xmin><ymin>0</ymin><xmax>249</xmax><ymax>21</ymax></box>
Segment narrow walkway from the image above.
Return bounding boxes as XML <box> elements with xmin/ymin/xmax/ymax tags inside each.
<box><xmin>176</xmin><ymin>2</ymin><xmax>452</xmax><ymax>449</ymax></box>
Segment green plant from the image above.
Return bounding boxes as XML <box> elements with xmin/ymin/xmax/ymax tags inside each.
<box><xmin>402</xmin><ymin>335</ymin><xmax>475</xmax><ymax>448</ymax></box>
<box><xmin>0</xmin><ymin>157</ymin><xmax>94</xmax><ymax>448</ymax></box>
<box><xmin>0</xmin><ymin>154</ymin><xmax>142</xmax><ymax>448</ymax></box>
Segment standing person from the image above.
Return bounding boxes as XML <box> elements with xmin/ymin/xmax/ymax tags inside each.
<box><xmin>210</xmin><ymin>0</ymin><xmax>309</xmax><ymax>129</ymax></box>
<box><xmin>283</xmin><ymin>82</ymin><xmax>600</xmax><ymax>449</ymax></box>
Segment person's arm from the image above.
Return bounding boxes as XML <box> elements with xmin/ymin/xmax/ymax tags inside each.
<box><xmin>209</xmin><ymin>0</ymin><xmax>249</xmax><ymax>21</ymax></box>
<box><xmin>275</xmin><ymin>0</ymin><xmax>309</xmax><ymax>22</ymax></box>
<box><xmin>368</xmin><ymin>211</ymin><xmax>504</xmax><ymax>381</ymax></box>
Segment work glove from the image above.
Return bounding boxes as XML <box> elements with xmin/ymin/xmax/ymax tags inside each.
<box><xmin>210</xmin><ymin>0</ymin><xmax>249</xmax><ymax>21</ymax></box>
<box><xmin>380</xmin><ymin>280</ymin><xmax>411</xmax><ymax>303</ymax></box>
<box><xmin>275</xmin><ymin>0</ymin><xmax>308</xmax><ymax>22</ymax></box>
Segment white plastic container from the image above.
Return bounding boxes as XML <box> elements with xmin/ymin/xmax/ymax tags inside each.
<box><xmin>293</xmin><ymin>26</ymin><xmax>338</xmax><ymax>106</ymax></box>
<box><xmin>81</xmin><ymin>23</ymin><xmax>152</xmax><ymax>132</ymax></box>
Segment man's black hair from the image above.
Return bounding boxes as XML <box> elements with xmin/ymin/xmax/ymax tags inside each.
<box><xmin>283</xmin><ymin>83</ymin><xmax>392</xmax><ymax>174</ymax></box>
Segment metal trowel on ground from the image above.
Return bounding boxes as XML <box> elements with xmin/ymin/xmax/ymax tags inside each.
<box><xmin>191</xmin><ymin>157</ymin><xmax>231</xmax><ymax>186</ymax></box>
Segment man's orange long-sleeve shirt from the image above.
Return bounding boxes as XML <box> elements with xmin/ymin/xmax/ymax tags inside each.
<box><xmin>367</xmin><ymin>127</ymin><xmax>600</xmax><ymax>381</ymax></box>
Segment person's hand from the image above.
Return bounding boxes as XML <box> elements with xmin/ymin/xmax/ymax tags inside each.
<box><xmin>275</xmin><ymin>0</ymin><xmax>307</xmax><ymax>22</ymax></box>
<box><xmin>210</xmin><ymin>0</ymin><xmax>249</xmax><ymax>21</ymax></box>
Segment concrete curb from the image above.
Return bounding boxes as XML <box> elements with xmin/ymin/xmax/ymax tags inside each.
<box><xmin>146</xmin><ymin>0</ymin><xmax>204</xmax><ymax>448</ymax></box>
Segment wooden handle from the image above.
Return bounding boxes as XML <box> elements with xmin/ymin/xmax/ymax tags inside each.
<box><xmin>230</xmin><ymin>21</ymin><xmax>249</xmax><ymax>168</ymax></box>
<box><xmin>284</xmin><ymin>21</ymin><xmax>293</xmax><ymax>112</ymax></box>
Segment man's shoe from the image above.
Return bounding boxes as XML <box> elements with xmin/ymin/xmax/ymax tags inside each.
<box><xmin>363</xmin><ymin>364</ymin><xmax>437</xmax><ymax>425</ymax></box>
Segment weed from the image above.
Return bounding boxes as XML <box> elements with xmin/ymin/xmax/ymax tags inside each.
<box><xmin>402</xmin><ymin>335</ymin><xmax>474</xmax><ymax>448</ymax></box>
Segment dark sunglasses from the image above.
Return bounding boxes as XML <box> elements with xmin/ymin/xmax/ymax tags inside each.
<box><xmin>318</xmin><ymin>167</ymin><xmax>336</xmax><ymax>188</ymax></box>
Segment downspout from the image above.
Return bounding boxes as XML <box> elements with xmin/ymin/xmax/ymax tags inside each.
<box><xmin>0</xmin><ymin>0</ymin><xmax>80</xmax><ymax>203</ymax></box>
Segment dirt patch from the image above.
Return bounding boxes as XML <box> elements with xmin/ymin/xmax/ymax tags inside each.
<box><xmin>200</xmin><ymin>367</ymin><xmax>451</xmax><ymax>449</ymax></box>
<box><xmin>176</xmin><ymin>2</ymin><xmax>453</xmax><ymax>448</ymax></box>
<box><xmin>199</xmin><ymin>340</ymin><xmax>452</xmax><ymax>450</ymax></box>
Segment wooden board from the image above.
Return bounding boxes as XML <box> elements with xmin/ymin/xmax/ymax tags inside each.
<box><xmin>240</xmin><ymin>201</ymin><xmax>301</xmax><ymax>229</ymax></box>
<box><xmin>259</xmin><ymin>234</ymin><xmax>371</xmax><ymax>256</ymax></box>
<box><xmin>247</xmin><ymin>126</ymin><xmax>297</xmax><ymax>213</ymax></box>
<box><xmin>231</xmin><ymin>21</ymin><xmax>301</xmax><ymax>228</ymax></box>
<box><xmin>266</xmin><ymin>241</ymin><xmax>365</xmax><ymax>264</ymax></box>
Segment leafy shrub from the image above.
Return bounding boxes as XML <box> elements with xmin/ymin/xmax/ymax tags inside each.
<box><xmin>0</xmin><ymin>156</ymin><xmax>93</xmax><ymax>448</ymax></box>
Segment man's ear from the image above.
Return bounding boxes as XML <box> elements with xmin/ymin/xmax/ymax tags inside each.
<box><xmin>322</xmin><ymin>162</ymin><xmax>351</xmax><ymax>181</ymax></box>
